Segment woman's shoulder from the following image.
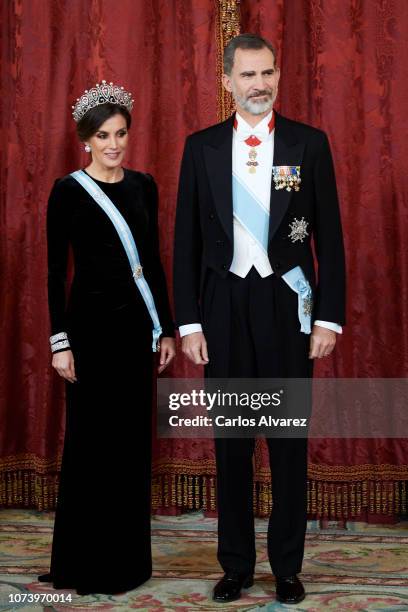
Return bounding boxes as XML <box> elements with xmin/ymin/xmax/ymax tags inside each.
<box><xmin>124</xmin><ymin>168</ymin><xmax>157</xmax><ymax>187</ymax></box>
<box><xmin>50</xmin><ymin>172</ymin><xmax>84</xmax><ymax>196</ymax></box>
<box><xmin>47</xmin><ymin>175</ymin><xmax>83</xmax><ymax>222</ymax></box>
<box><xmin>123</xmin><ymin>170</ymin><xmax>158</xmax><ymax>210</ymax></box>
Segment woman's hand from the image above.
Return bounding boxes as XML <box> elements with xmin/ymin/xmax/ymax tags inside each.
<box><xmin>52</xmin><ymin>350</ymin><xmax>77</xmax><ymax>383</ymax></box>
<box><xmin>158</xmin><ymin>337</ymin><xmax>176</xmax><ymax>374</ymax></box>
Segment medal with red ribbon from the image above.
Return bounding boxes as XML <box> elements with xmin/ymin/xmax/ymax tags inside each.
<box><xmin>234</xmin><ymin>112</ymin><xmax>275</xmax><ymax>174</ymax></box>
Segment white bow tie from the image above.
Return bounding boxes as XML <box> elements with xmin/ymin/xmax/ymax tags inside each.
<box><xmin>235</xmin><ymin>127</ymin><xmax>270</xmax><ymax>143</ymax></box>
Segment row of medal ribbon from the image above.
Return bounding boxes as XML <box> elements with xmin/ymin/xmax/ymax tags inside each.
<box><xmin>273</xmin><ymin>165</ymin><xmax>301</xmax><ymax>191</ymax></box>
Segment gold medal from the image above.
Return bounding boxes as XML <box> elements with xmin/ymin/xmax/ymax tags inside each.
<box><xmin>246</xmin><ymin>148</ymin><xmax>259</xmax><ymax>173</ymax></box>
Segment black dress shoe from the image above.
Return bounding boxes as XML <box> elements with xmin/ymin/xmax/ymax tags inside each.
<box><xmin>38</xmin><ymin>573</ymin><xmax>76</xmax><ymax>590</ymax></box>
<box><xmin>276</xmin><ymin>575</ymin><xmax>305</xmax><ymax>604</ymax></box>
<box><xmin>213</xmin><ymin>572</ymin><xmax>254</xmax><ymax>602</ymax></box>
<box><xmin>38</xmin><ymin>573</ymin><xmax>52</xmax><ymax>582</ymax></box>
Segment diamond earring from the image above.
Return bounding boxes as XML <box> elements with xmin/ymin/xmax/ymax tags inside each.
<box><xmin>84</xmin><ymin>144</ymin><xmax>91</xmax><ymax>153</ymax></box>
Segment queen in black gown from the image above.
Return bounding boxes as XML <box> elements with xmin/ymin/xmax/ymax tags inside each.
<box><xmin>39</xmin><ymin>86</ymin><xmax>175</xmax><ymax>595</ymax></box>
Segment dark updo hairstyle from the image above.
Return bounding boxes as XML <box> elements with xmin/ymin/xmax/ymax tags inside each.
<box><xmin>76</xmin><ymin>103</ymin><xmax>132</xmax><ymax>141</ymax></box>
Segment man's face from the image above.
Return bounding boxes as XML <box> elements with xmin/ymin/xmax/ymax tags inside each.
<box><xmin>223</xmin><ymin>47</ymin><xmax>280</xmax><ymax>116</ymax></box>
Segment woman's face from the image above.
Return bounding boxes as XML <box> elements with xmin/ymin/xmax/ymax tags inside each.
<box><xmin>85</xmin><ymin>113</ymin><xmax>129</xmax><ymax>169</ymax></box>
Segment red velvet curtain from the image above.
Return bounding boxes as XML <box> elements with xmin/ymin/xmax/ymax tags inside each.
<box><xmin>241</xmin><ymin>0</ymin><xmax>408</xmax><ymax>520</ymax></box>
<box><xmin>1</xmin><ymin>0</ymin><xmax>407</xmax><ymax>519</ymax></box>
<box><xmin>0</xmin><ymin>0</ymin><xmax>217</xmax><ymax>509</ymax></box>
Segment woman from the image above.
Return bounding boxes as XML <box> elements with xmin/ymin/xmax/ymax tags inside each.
<box><xmin>39</xmin><ymin>81</ymin><xmax>176</xmax><ymax>595</ymax></box>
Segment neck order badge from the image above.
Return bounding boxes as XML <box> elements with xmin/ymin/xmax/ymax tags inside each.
<box><xmin>234</xmin><ymin>112</ymin><xmax>275</xmax><ymax>174</ymax></box>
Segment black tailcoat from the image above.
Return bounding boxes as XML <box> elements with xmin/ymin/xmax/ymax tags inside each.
<box><xmin>174</xmin><ymin>112</ymin><xmax>346</xmax><ymax>332</ymax></box>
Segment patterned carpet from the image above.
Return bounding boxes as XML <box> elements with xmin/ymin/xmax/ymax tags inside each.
<box><xmin>1</xmin><ymin>510</ymin><xmax>408</xmax><ymax>611</ymax></box>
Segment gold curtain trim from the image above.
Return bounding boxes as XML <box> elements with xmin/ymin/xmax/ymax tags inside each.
<box><xmin>0</xmin><ymin>453</ymin><xmax>61</xmax><ymax>473</ymax></box>
<box><xmin>153</xmin><ymin>458</ymin><xmax>216</xmax><ymax>475</ymax></box>
<box><xmin>3</xmin><ymin>455</ymin><xmax>407</xmax><ymax>484</ymax></box>
<box><xmin>1</xmin><ymin>467</ymin><xmax>406</xmax><ymax>519</ymax></box>
<box><xmin>216</xmin><ymin>0</ymin><xmax>240</xmax><ymax>121</ymax></box>
<box><xmin>0</xmin><ymin>470</ymin><xmax>59</xmax><ymax>511</ymax></box>
<box><xmin>153</xmin><ymin>475</ymin><xmax>407</xmax><ymax>518</ymax></box>
<box><xmin>308</xmin><ymin>463</ymin><xmax>408</xmax><ymax>481</ymax></box>
<box><xmin>153</xmin><ymin>458</ymin><xmax>408</xmax><ymax>482</ymax></box>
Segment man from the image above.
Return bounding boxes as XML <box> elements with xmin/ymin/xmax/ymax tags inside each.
<box><xmin>173</xmin><ymin>33</ymin><xmax>345</xmax><ymax>605</ymax></box>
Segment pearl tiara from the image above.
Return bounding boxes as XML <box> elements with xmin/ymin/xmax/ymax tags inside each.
<box><xmin>71</xmin><ymin>80</ymin><xmax>134</xmax><ymax>122</ymax></box>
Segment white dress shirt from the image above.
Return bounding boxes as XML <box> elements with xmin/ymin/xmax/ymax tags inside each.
<box><xmin>230</xmin><ymin>111</ymin><xmax>274</xmax><ymax>277</ymax></box>
<box><xmin>179</xmin><ymin>111</ymin><xmax>342</xmax><ymax>337</ymax></box>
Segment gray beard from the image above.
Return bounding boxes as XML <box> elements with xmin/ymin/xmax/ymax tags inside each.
<box><xmin>234</xmin><ymin>92</ymin><xmax>274</xmax><ymax>115</ymax></box>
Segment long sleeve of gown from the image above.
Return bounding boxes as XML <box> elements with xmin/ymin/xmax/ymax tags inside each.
<box><xmin>144</xmin><ymin>174</ymin><xmax>175</xmax><ymax>338</ymax></box>
<box><xmin>46</xmin><ymin>179</ymin><xmax>71</xmax><ymax>353</ymax></box>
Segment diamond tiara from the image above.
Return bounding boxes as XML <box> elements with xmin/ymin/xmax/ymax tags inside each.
<box><xmin>72</xmin><ymin>80</ymin><xmax>134</xmax><ymax>122</ymax></box>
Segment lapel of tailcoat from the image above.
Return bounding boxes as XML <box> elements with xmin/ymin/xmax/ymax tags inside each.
<box><xmin>203</xmin><ymin>116</ymin><xmax>234</xmax><ymax>244</ymax></box>
<box><xmin>269</xmin><ymin>112</ymin><xmax>305</xmax><ymax>245</ymax></box>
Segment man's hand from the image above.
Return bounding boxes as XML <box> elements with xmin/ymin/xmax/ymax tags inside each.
<box><xmin>158</xmin><ymin>337</ymin><xmax>176</xmax><ymax>374</ymax></box>
<box><xmin>52</xmin><ymin>350</ymin><xmax>77</xmax><ymax>383</ymax></box>
<box><xmin>309</xmin><ymin>326</ymin><xmax>337</xmax><ymax>359</ymax></box>
<box><xmin>182</xmin><ymin>331</ymin><xmax>209</xmax><ymax>365</ymax></box>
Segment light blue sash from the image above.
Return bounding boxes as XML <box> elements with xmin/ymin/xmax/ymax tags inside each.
<box><xmin>232</xmin><ymin>174</ymin><xmax>269</xmax><ymax>253</ymax></box>
<box><xmin>232</xmin><ymin>173</ymin><xmax>312</xmax><ymax>334</ymax></box>
<box><xmin>280</xmin><ymin>266</ymin><xmax>312</xmax><ymax>334</ymax></box>
<box><xmin>71</xmin><ymin>170</ymin><xmax>162</xmax><ymax>351</ymax></box>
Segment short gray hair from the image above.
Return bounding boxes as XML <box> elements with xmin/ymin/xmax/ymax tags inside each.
<box><xmin>223</xmin><ymin>33</ymin><xmax>277</xmax><ymax>75</ymax></box>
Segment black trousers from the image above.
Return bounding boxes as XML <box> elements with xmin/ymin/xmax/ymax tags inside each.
<box><xmin>203</xmin><ymin>268</ymin><xmax>312</xmax><ymax>578</ymax></box>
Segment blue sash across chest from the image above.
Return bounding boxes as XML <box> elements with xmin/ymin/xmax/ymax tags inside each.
<box><xmin>71</xmin><ymin>169</ymin><xmax>162</xmax><ymax>351</ymax></box>
<box><xmin>232</xmin><ymin>173</ymin><xmax>312</xmax><ymax>334</ymax></box>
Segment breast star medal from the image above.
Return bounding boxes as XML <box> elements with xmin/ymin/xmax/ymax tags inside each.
<box><xmin>273</xmin><ymin>166</ymin><xmax>301</xmax><ymax>191</ymax></box>
<box><xmin>288</xmin><ymin>217</ymin><xmax>309</xmax><ymax>243</ymax></box>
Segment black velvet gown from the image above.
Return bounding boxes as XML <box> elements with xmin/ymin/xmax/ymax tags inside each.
<box><xmin>45</xmin><ymin>168</ymin><xmax>173</xmax><ymax>594</ymax></box>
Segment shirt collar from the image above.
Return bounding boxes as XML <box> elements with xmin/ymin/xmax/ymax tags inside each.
<box><xmin>234</xmin><ymin>110</ymin><xmax>275</xmax><ymax>141</ymax></box>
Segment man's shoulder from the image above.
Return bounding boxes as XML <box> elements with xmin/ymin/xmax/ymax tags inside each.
<box><xmin>186</xmin><ymin>117</ymin><xmax>233</xmax><ymax>145</ymax></box>
<box><xmin>185</xmin><ymin>113</ymin><xmax>328</xmax><ymax>146</ymax></box>
<box><xmin>277</xmin><ymin>113</ymin><xmax>328</xmax><ymax>144</ymax></box>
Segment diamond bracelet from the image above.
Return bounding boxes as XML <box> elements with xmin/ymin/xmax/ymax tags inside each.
<box><xmin>50</xmin><ymin>332</ymin><xmax>70</xmax><ymax>353</ymax></box>
<box><xmin>51</xmin><ymin>340</ymin><xmax>71</xmax><ymax>353</ymax></box>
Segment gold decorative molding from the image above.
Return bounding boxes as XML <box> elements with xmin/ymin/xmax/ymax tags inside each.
<box><xmin>216</xmin><ymin>0</ymin><xmax>241</xmax><ymax>121</ymax></box>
